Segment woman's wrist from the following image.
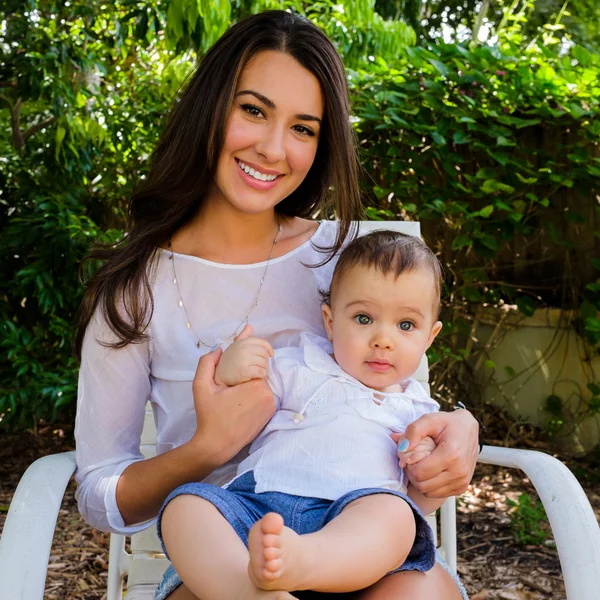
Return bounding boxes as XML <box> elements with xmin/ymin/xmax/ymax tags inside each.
<box><xmin>453</xmin><ymin>401</ymin><xmax>485</xmax><ymax>453</ymax></box>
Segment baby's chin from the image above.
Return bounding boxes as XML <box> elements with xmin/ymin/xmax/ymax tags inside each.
<box><xmin>355</xmin><ymin>378</ymin><xmax>404</xmax><ymax>393</ymax></box>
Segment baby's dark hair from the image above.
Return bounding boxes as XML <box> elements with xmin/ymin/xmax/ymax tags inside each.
<box><xmin>321</xmin><ymin>230</ymin><xmax>443</xmax><ymax>315</ymax></box>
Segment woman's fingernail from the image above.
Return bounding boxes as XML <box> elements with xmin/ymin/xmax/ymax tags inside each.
<box><xmin>398</xmin><ymin>439</ymin><xmax>410</xmax><ymax>452</ymax></box>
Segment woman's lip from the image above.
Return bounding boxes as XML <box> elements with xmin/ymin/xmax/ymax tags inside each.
<box><xmin>235</xmin><ymin>159</ymin><xmax>283</xmax><ymax>191</ymax></box>
<box><xmin>235</xmin><ymin>158</ymin><xmax>284</xmax><ymax>176</ymax></box>
<box><xmin>366</xmin><ymin>361</ymin><xmax>393</xmax><ymax>373</ymax></box>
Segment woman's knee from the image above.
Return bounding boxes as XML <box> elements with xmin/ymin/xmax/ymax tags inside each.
<box><xmin>356</xmin><ymin>563</ymin><xmax>463</xmax><ymax>600</ymax></box>
<box><xmin>167</xmin><ymin>583</ymin><xmax>199</xmax><ymax>600</ymax></box>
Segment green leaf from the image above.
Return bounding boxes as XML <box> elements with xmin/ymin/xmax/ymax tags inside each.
<box><xmin>497</xmin><ymin>136</ymin><xmax>515</xmax><ymax>147</ymax></box>
<box><xmin>516</xmin><ymin>296</ymin><xmax>536</xmax><ymax>317</ymax></box>
<box><xmin>453</xmin><ymin>131</ymin><xmax>469</xmax><ymax>145</ymax></box>
<box><xmin>481</xmin><ymin>179</ymin><xmax>515</xmax><ymax>195</ymax></box>
<box><xmin>545</xmin><ymin>394</ymin><xmax>563</xmax><ymax>415</ymax></box>
<box><xmin>432</xmin><ymin>131</ymin><xmax>446</xmax><ymax>145</ymax></box>
<box><xmin>585</xmin><ymin>318</ymin><xmax>600</xmax><ymax>332</ymax></box>
<box><xmin>429</xmin><ymin>60</ymin><xmax>449</xmax><ymax>77</ymax></box>
<box><xmin>517</xmin><ymin>173</ymin><xmax>538</xmax><ymax>185</ymax></box>
<box><xmin>581</xmin><ymin>300</ymin><xmax>598</xmax><ymax>321</ymax></box>
<box><xmin>452</xmin><ymin>235</ymin><xmax>473</xmax><ymax>250</ymax></box>
<box><xmin>535</xmin><ymin>66</ymin><xmax>557</xmax><ymax>81</ymax></box>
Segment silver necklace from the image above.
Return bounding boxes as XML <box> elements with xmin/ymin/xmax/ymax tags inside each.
<box><xmin>167</xmin><ymin>217</ymin><xmax>282</xmax><ymax>350</ymax></box>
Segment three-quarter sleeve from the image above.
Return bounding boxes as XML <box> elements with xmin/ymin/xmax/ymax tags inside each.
<box><xmin>75</xmin><ymin>309</ymin><xmax>153</xmax><ymax>534</ymax></box>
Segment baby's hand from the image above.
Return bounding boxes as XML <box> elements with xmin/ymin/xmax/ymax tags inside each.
<box><xmin>214</xmin><ymin>324</ymin><xmax>274</xmax><ymax>387</ymax></box>
<box><xmin>394</xmin><ymin>433</ymin><xmax>436</xmax><ymax>469</ymax></box>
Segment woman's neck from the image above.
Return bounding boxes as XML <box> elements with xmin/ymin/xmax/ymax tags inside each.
<box><xmin>173</xmin><ymin>202</ymin><xmax>281</xmax><ymax>264</ymax></box>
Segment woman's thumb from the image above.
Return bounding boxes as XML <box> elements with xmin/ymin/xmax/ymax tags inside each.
<box><xmin>234</xmin><ymin>323</ymin><xmax>253</xmax><ymax>341</ymax></box>
<box><xmin>397</xmin><ymin>414</ymin><xmax>439</xmax><ymax>453</ymax></box>
<box><xmin>194</xmin><ymin>345</ymin><xmax>223</xmax><ymax>387</ymax></box>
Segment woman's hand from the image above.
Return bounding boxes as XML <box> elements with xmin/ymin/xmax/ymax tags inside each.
<box><xmin>391</xmin><ymin>409</ymin><xmax>479</xmax><ymax>498</ymax></box>
<box><xmin>190</xmin><ymin>345</ymin><xmax>276</xmax><ymax>466</ymax></box>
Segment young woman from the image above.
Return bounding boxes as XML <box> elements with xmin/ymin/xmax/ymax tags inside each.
<box><xmin>74</xmin><ymin>10</ymin><xmax>478</xmax><ymax>600</ymax></box>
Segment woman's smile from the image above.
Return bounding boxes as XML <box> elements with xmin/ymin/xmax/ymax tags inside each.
<box><xmin>235</xmin><ymin>158</ymin><xmax>283</xmax><ymax>191</ymax></box>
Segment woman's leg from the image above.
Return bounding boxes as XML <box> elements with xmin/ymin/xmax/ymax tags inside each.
<box><xmin>161</xmin><ymin>494</ymin><xmax>294</xmax><ymax>600</ymax></box>
<box><xmin>167</xmin><ymin>584</ymin><xmax>199</xmax><ymax>599</ymax></box>
<box><xmin>248</xmin><ymin>494</ymin><xmax>415</xmax><ymax>594</ymax></box>
<box><xmin>355</xmin><ymin>563</ymin><xmax>464</xmax><ymax>600</ymax></box>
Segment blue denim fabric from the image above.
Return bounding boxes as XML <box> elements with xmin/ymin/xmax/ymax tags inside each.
<box><xmin>153</xmin><ymin>471</ymin><xmax>448</xmax><ymax>600</ymax></box>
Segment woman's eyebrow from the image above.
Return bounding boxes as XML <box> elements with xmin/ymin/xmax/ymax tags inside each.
<box><xmin>236</xmin><ymin>89</ymin><xmax>322</xmax><ymax>124</ymax></box>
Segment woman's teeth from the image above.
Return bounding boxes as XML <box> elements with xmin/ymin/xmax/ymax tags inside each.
<box><xmin>238</xmin><ymin>160</ymin><xmax>278</xmax><ymax>182</ymax></box>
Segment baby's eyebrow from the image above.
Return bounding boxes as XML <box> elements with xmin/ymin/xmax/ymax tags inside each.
<box><xmin>236</xmin><ymin>89</ymin><xmax>322</xmax><ymax>124</ymax></box>
<box><xmin>344</xmin><ymin>299</ymin><xmax>374</xmax><ymax>310</ymax></box>
<box><xmin>396</xmin><ymin>306</ymin><xmax>427</xmax><ymax>319</ymax></box>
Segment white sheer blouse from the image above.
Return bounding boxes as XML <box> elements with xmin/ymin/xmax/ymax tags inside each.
<box><xmin>75</xmin><ymin>220</ymin><xmax>339</xmax><ymax>534</ymax></box>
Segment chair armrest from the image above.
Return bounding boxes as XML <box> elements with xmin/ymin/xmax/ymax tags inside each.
<box><xmin>478</xmin><ymin>445</ymin><xmax>600</xmax><ymax>600</ymax></box>
<box><xmin>0</xmin><ymin>450</ymin><xmax>76</xmax><ymax>600</ymax></box>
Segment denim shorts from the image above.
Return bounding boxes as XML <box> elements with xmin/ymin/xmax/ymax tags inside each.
<box><xmin>154</xmin><ymin>471</ymin><xmax>460</xmax><ymax>600</ymax></box>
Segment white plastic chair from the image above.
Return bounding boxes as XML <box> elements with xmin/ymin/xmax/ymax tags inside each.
<box><xmin>1</xmin><ymin>221</ymin><xmax>599</xmax><ymax>600</ymax></box>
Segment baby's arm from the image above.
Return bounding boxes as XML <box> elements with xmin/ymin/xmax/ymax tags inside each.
<box><xmin>401</xmin><ymin>436</ymin><xmax>446</xmax><ymax>515</ymax></box>
<box><xmin>214</xmin><ymin>324</ymin><xmax>274</xmax><ymax>387</ymax></box>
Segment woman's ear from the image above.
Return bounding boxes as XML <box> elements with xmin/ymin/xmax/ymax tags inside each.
<box><xmin>321</xmin><ymin>304</ymin><xmax>334</xmax><ymax>342</ymax></box>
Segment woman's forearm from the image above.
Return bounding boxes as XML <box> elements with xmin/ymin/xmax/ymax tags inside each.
<box><xmin>116</xmin><ymin>439</ymin><xmax>221</xmax><ymax>526</ymax></box>
<box><xmin>407</xmin><ymin>484</ymin><xmax>445</xmax><ymax>516</ymax></box>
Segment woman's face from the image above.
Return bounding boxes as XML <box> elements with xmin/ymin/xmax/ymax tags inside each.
<box><xmin>210</xmin><ymin>50</ymin><xmax>324</xmax><ymax>216</ymax></box>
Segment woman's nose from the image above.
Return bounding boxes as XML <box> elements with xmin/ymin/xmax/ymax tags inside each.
<box><xmin>255</xmin><ymin>123</ymin><xmax>286</xmax><ymax>163</ymax></box>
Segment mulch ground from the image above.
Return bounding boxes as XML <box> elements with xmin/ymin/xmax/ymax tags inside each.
<box><xmin>1</xmin><ymin>418</ymin><xmax>599</xmax><ymax>600</ymax></box>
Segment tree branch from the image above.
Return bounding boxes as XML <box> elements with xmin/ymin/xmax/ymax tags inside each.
<box><xmin>23</xmin><ymin>116</ymin><xmax>57</xmax><ymax>143</ymax></box>
<box><xmin>10</xmin><ymin>98</ymin><xmax>25</xmax><ymax>154</ymax></box>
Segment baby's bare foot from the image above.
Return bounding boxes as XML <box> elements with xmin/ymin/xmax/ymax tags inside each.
<box><xmin>248</xmin><ymin>512</ymin><xmax>313</xmax><ymax>591</ymax></box>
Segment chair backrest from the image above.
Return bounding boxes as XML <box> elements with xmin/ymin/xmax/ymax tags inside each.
<box><xmin>108</xmin><ymin>221</ymin><xmax>456</xmax><ymax>600</ymax></box>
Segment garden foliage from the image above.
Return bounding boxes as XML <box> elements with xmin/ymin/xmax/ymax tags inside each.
<box><xmin>1</xmin><ymin>0</ymin><xmax>599</xmax><ymax>433</ymax></box>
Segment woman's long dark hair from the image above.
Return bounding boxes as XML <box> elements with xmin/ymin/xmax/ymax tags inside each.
<box><xmin>74</xmin><ymin>10</ymin><xmax>363</xmax><ymax>357</ymax></box>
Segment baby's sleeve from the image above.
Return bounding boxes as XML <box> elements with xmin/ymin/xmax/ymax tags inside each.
<box><xmin>266</xmin><ymin>353</ymin><xmax>285</xmax><ymax>410</ymax></box>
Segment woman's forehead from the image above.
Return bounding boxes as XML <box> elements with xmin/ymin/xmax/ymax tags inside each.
<box><xmin>237</xmin><ymin>51</ymin><xmax>324</xmax><ymax>116</ymax></box>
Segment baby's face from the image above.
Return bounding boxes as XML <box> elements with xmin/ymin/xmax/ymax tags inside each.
<box><xmin>322</xmin><ymin>265</ymin><xmax>442</xmax><ymax>391</ymax></box>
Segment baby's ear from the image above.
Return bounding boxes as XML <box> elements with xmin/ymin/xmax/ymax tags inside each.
<box><xmin>427</xmin><ymin>320</ymin><xmax>443</xmax><ymax>348</ymax></box>
<box><xmin>321</xmin><ymin>304</ymin><xmax>334</xmax><ymax>342</ymax></box>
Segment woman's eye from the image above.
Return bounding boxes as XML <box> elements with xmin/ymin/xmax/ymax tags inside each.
<box><xmin>241</xmin><ymin>103</ymin><xmax>264</xmax><ymax>118</ymax></box>
<box><xmin>398</xmin><ymin>321</ymin><xmax>413</xmax><ymax>332</ymax></box>
<box><xmin>354</xmin><ymin>314</ymin><xmax>372</xmax><ymax>325</ymax></box>
<box><xmin>293</xmin><ymin>124</ymin><xmax>316</xmax><ymax>137</ymax></box>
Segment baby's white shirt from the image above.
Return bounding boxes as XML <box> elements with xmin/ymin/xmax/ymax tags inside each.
<box><xmin>235</xmin><ymin>332</ymin><xmax>439</xmax><ymax>500</ymax></box>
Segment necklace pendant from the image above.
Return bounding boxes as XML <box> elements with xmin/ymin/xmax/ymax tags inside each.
<box><xmin>293</xmin><ymin>413</ymin><xmax>304</xmax><ymax>424</ymax></box>
<box><xmin>186</xmin><ymin>321</ymin><xmax>191</xmax><ymax>329</ymax></box>
<box><xmin>196</xmin><ymin>341</ymin><xmax>201</xmax><ymax>349</ymax></box>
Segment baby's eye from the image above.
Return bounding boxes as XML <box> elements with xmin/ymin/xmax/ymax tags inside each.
<box><xmin>398</xmin><ymin>321</ymin><xmax>414</xmax><ymax>331</ymax></box>
<box><xmin>354</xmin><ymin>314</ymin><xmax>372</xmax><ymax>325</ymax></box>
